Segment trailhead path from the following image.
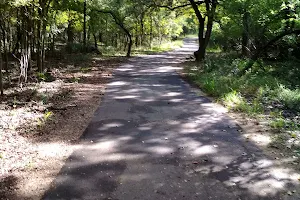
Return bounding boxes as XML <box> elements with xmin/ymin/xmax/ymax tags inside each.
<box><xmin>44</xmin><ymin>38</ymin><xmax>298</xmax><ymax>200</ymax></box>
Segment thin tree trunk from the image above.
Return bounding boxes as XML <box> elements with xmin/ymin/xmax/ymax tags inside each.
<box><xmin>41</xmin><ymin>25</ymin><xmax>46</xmax><ymax>70</ymax></box>
<box><xmin>140</xmin><ymin>13</ymin><xmax>144</xmax><ymax>46</ymax></box>
<box><xmin>150</xmin><ymin>16</ymin><xmax>153</xmax><ymax>48</ymax></box>
<box><xmin>67</xmin><ymin>20</ymin><xmax>74</xmax><ymax>44</ymax></box>
<box><xmin>99</xmin><ymin>32</ymin><xmax>103</xmax><ymax>43</ymax></box>
<box><xmin>194</xmin><ymin>19</ymin><xmax>206</xmax><ymax>61</ymax></box>
<box><xmin>189</xmin><ymin>0</ymin><xmax>217</xmax><ymax>61</ymax></box>
<box><xmin>26</xmin><ymin>6</ymin><xmax>32</xmax><ymax>71</ymax></box>
<box><xmin>37</xmin><ymin>16</ymin><xmax>42</xmax><ymax>72</ymax></box>
<box><xmin>83</xmin><ymin>0</ymin><xmax>87</xmax><ymax>50</ymax></box>
<box><xmin>135</xmin><ymin>22</ymin><xmax>139</xmax><ymax>47</ymax></box>
<box><xmin>242</xmin><ymin>11</ymin><xmax>251</xmax><ymax>57</ymax></box>
<box><xmin>93</xmin><ymin>33</ymin><xmax>98</xmax><ymax>48</ymax></box>
<box><xmin>127</xmin><ymin>35</ymin><xmax>133</xmax><ymax>57</ymax></box>
<box><xmin>1</xmin><ymin>27</ymin><xmax>9</xmax><ymax>74</ymax></box>
<box><xmin>0</xmin><ymin>42</ymin><xmax>3</xmax><ymax>96</ymax></box>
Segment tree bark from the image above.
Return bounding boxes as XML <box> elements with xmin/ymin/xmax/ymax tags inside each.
<box><xmin>0</xmin><ymin>24</ymin><xmax>9</xmax><ymax>73</ymax></box>
<box><xmin>83</xmin><ymin>0</ymin><xmax>87</xmax><ymax>50</ymax></box>
<box><xmin>242</xmin><ymin>11</ymin><xmax>251</xmax><ymax>57</ymax></box>
<box><xmin>37</xmin><ymin>18</ymin><xmax>42</xmax><ymax>72</ymax></box>
<box><xmin>150</xmin><ymin>16</ymin><xmax>153</xmax><ymax>48</ymax></box>
<box><xmin>135</xmin><ymin>22</ymin><xmax>139</xmax><ymax>47</ymax></box>
<box><xmin>140</xmin><ymin>12</ymin><xmax>145</xmax><ymax>46</ymax></box>
<box><xmin>93</xmin><ymin>33</ymin><xmax>98</xmax><ymax>48</ymax></box>
<box><xmin>0</xmin><ymin>41</ymin><xmax>3</xmax><ymax>96</ymax></box>
<box><xmin>127</xmin><ymin>34</ymin><xmax>133</xmax><ymax>57</ymax></box>
<box><xmin>189</xmin><ymin>0</ymin><xmax>217</xmax><ymax>61</ymax></box>
<box><xmin>67</xmin><ymin>20</ymin><xmax>74</xmax><ymax>44</ymax></box>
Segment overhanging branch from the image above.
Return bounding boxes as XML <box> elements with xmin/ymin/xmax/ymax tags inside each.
<box><xmin>151</xmin><ymin>0</ymin><xmax>204</xmax><ymax>11</ymax></box>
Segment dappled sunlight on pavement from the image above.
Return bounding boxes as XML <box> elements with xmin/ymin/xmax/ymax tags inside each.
<box><xmin>44</xmin><ymin>39</ymin><xmax>299</xmax><ymax>200</ymax></box>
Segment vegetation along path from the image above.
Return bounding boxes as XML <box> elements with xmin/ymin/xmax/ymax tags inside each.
<box><xmin>44</xmin><ymin>39</ymin><xmax>299</xmax><ymax>200</ymax></box>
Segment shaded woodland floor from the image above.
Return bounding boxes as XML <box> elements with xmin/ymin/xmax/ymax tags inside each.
<box><xmin>0</xmin><ymin>54</ymin><xmax>124</xmax><ymax>199</ymax></box>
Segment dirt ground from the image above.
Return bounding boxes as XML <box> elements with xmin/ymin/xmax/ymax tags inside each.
<box><xmin>0</xmin><ymin>55</ymin><xmax>125</xmax><ymax>200</ymax></box>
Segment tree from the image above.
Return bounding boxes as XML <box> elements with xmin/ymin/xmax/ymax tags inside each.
<box><xmin>152</xmin><ymin>0</ymin><xmax>218</xmax><ymax>61</ymax></box>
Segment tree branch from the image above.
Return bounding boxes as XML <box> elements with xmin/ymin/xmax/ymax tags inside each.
<box><xmin>240</xmin><ymin>29</ymin><xmax>300</xmax><ymax>74</ymax></box>
<box><xmin>151</xmin><ymin>0</ymin><xmax>204</xmax><ymax>11</ymax></box>
<box><xmin>94</xmin><ymin>9</ymin><xmax>129</xmax><ymax>35</ymax></box>
<box><xmin>189</xmin><ymin>0</ymin><xmax>204</xmax><ymax>22</ymax></box>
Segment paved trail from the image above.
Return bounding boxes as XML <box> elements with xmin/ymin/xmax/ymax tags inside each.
<box><xmin>44</xmin><ymin>39</ymin><xmax>298</xmax><ymax>200</ymax></box>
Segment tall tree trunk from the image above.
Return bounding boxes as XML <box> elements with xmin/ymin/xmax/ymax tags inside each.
<box><xmin>41</xmin><ymin>22</ymin><xmax>46</xmax><ymax>70</ymax></box>
<box><xmin>126</xmin><ymin>34</ymin><xmax>133</xmax><ymax>57</ymax></box>
<box><xmin>37</xmin><ymin>9</ymin><xmax>43</xmax><ymax>72</ymax></box>
<box><xmin>1</xmin><ymin>25</ymin><xmax>9</xmax><ymax>73</ymax></box>
<box><xmin>99</xmin><ymin>32</ymin><xmax>103</xmax><ymax>43</ymax></box>
<box><xmin>83</xmin><ymin>0</ymin><xmax>87</xmax><ymax>50</ymax></box>
<box><xmin>140</xmin><ymin>12</ymin><xmax>144</xmax><ymax>46</ymax></box>
<box><xmin>26</xmin><ymin>6</ymin><xmax>32</xmax><ymax>71</ymax></box>
<box><xmin>135</xmin><ymin>22</ymin><xmax>139</xmax><ymax>47</ymax></box>
<box><xmin>67</xmin><ymin>20</ymin><xmax>74</xmax><ymax>44</ymax></box>
<box><xmin>51</xmin><ymin>33</ymin><xmax>55</xmax><ymax>56</ymax></box>
<box><xmin>150</xmin><ymin>16</ymin><xmax>153</xmax><ymax>48</ymax></box>
<box><xmin>189</xmin><ymin>0</ymin><xmax>217</xmax><ymax>61</ymax></box>
<box><xmin>12</xmin><ymin>10</ymin><xmax>22</xmax><ymax>54</ymax></box>
<box><xmin>242</xmin><ymin>11</ymin><xmax>251</xmax><ymax>57</ymax></box>
<box><xmin>93</xmin><ymin>33</ymin><xmax>98</xmax><ymax>48</ymax></box>
<box><xmin>0</xmin><ymin>42</ymin><xmax>3</xmax><ymax>96</ymax></box>
<box><xmin>19</xmin><ymin>7</ymin><xmax>30</xmax><ymax>85</ymax></box>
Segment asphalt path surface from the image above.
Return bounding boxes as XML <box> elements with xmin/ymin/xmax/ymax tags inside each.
<box><xmin>44</xmin><ymin>39</ymin><xmax>299</xmax><ymax>200</ymax></box>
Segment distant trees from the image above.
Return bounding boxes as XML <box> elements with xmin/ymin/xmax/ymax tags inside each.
<box><xmin>152</xmin><ymin>0</ymin><xmax>218</xmax><ymax>61</ymax></box>
<box><xmin>217</xmin><ymin>0</ymin><xmax>300</xmax><ymax>73</ymax></box>
<box><xmin>0</xmin><ymin>0</ymin><xmax>195</xmax><ymax>95</ymax></box>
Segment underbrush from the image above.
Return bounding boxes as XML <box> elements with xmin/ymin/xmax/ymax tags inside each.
<box><xmin>184</xmin><ymin>53</ymin><xmax>300</xmax><ymax>150</ymax></box>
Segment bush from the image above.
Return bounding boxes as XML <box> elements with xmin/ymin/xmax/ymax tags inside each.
<box><xmin>66</xmin><ymin>43</ymin><xmax>85</xmax><ymax>53</ymax></box>
<box><xmin>37</xmin><ymin>72</ymin><xmax>55</xmax><ymax>82</ymax></box>
<box><xmin>275</xmin><ymin>85</ymin><xmax>300</xmax><ymax>111</ymax></box>
<box><xmin>184</xmin><ymin>53</ymin><xmax>299</xmax><ymax>128</ymax></box>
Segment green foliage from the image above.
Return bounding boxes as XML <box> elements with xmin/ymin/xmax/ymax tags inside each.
<box><xmin>66</xmin><ymin>43</ymin><xmax>86</xmax><ymax>54</ymax></box>
<box><xmin>223</xmin><ymin>91</ymin><xmax>248</xmax><ymax>111</ymax></box>
<box><xmin>68</xmin><ymin>77</ymin><xmax>81</xmax><ymax>83</ymax></box>
<box><xmin>39</xmin><ymin>94</ymin><xmax>49</xmax><ymax>105</ymax></box>
<box><xmin>270</xmin><ymin>118</ymin><xmax>286</xmax><ymax>129</ymax></box>
<box><xmin>37</xmin><ymin>72</ymin><xmax>55</xmax><ymax>82</ymax></box>
<box><xmin>184</xmin><ymin>52</ymin><xmax>299</xmax><ymax>130</ymax></box>
<box><xmin>274</xmin><ymin>85</ymin><xmax>300</xmax><ymax>111</ymax></box>
<box><xmin>80</xmin><ymin>67</ymin><xmax>92</xmax><ymax>72</ymax></box>
<box><xmin>44</xmin><ymin>111</ymin><xmax>53</xmax><ymax>121</ymax></box>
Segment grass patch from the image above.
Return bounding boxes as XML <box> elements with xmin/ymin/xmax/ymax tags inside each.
<box><xmin>183</xmin><ymin>52</ymin><xmax>300</xmax><ymax>147</ymax></box>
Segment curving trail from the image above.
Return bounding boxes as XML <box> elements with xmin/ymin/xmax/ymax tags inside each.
<box><xmin>44</xmin><ymin>39</ymin><xmax>298</xmax><ymax>200</ymax></box>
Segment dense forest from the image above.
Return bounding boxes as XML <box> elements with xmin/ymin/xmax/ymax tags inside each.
<box><xmin>0</xmin><ymin>0</ymin><xmax>198</xmax><ymax>94</ymax></box>
<box><xmin>1</xmin><ymin>0</ymin><xmax>300</xmax><ymax>90</ymax></box>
